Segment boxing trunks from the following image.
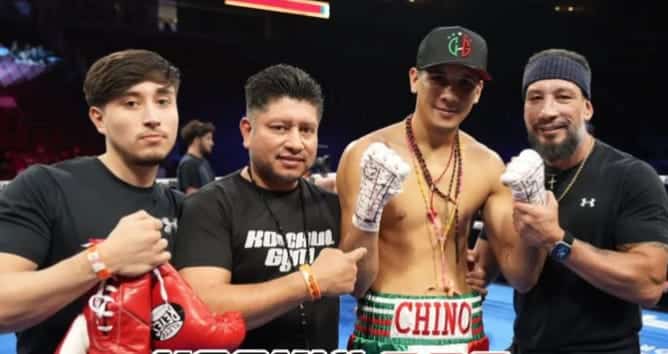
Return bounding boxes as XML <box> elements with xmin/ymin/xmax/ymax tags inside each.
<box><xmin>349</xmin><ymin>291</ymin><xmax>489</xmax><ymax>354</ymax></box>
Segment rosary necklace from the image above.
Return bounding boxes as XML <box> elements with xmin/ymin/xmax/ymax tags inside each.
<box><xmin>405</xmin><ymin>115</ymin><xmax>463</xmax><ymax>293</ymax></box>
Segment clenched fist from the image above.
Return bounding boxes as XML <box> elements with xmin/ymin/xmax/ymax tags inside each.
<box><xmin>353</xmin><ymin>143</ymin><xmax>410</xmax><ymax>232</ymax></box>
<box><xmin>97</xmin><ymin>210</ymin><xmax>171</xmax><ymax>277</ymax></box>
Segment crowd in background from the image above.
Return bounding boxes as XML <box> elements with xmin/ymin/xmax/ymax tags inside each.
<box><xmin>0</xmin><ymin>145</ymin><xmax>82</xmax><ymax>180</ymax></box>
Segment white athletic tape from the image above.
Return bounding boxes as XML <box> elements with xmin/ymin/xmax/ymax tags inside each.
<box><xmin>501</xmin><ymin>149</ymin><xmax>546</xmax><ymax>205</ymax></box>
<box><xmin>353</xmin><ymin>143</ymin><xmax>410</xmax><ymax>232</ymax></box>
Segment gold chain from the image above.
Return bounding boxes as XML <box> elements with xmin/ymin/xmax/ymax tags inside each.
<box><xmin>556</xmin><ymin>139</ymin><xmax>596</xmax><ymax>202</ymax></box>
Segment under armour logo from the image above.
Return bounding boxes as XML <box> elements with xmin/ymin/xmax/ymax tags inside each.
<box><xmin>580</xmin><ymin>198</ymin><xmax>596</xmax><ymax>208</ymax></box>
<box><xmin>161</xmin><ymin>217</ymin><xmax>178</xmax><ymax>235</ymax></box>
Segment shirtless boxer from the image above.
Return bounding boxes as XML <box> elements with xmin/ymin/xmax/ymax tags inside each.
<box><xmin>337</xmin><ymin>26</ymin><xmax>543</xmax><ymax>354</ymax></box>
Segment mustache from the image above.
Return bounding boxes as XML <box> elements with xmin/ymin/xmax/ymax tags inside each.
<box><xmin>533</xmin><ymin>117</ymin><xmax>568</xmax><ymax>130</ymax></box>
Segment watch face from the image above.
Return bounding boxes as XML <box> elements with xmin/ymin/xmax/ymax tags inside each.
<box><xmin>552</xmin><ymin>242</ymin><xmax>571</xmax><ymax>261</ymax></box>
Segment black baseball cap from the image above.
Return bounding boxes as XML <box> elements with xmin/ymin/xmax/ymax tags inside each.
<box><xmin>416</xmin><ymin>26</ymin><xmax>491</xmax><ymax>81</ymax></box>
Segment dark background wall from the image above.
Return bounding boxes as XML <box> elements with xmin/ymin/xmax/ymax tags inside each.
<box><xmin>1</xmin><ymin>0</ymin><xmax>666</xmax><ymax>177</ymax></box>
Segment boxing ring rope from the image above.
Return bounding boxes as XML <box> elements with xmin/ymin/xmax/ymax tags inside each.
<box><xmin>0</xmin><ymin>174</ymin><xmax>667</xmax><ymax>192</ymax></box>
<box><xmin>0</xmin><ymin>172</ymin><xmax>667</xmax><ymax>230</ymax></box>
<box><xmin>0</xmin><ymin>177</ymin><xmax>180</xmax><ymax>190</ymax></box>
<box><xmin>2</xmin><ymin>174</ymin><xmax>667</xmax><ymax>231</ymax></box>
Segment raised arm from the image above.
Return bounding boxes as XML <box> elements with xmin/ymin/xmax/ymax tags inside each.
<box><xmin>513</xmin><ymin>161</ymin><xmax>668</xmax><ymax>306</ymax></box>
<box><xmin>337</xmin><ymin>141</ymin><xmax>410</xmax><ymax>297</ymax></box>
<box><xmin>337</xmin><ymin>140</ymin><xmax>378</xmax><ymax>297</ymax></box>
<box><xmin>482</xmin><ymin>156</ymin><xmax>547</xmax><ymax>293</ymax></box>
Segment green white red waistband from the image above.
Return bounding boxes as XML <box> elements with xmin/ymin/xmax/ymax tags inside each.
<box><xmin>354</xmin><ymin>290</ymin><xmax>485</xmax><ymax>346</ymax></box>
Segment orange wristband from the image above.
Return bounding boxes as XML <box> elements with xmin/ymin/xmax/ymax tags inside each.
<box><xmin>86</xmin><ymin>244</ymin><xmax>112</xmax><ymax>280</ymax></box>
<box><xmin>299</xmin><ymin>264</ymin><xmax>321</xmax><ymax>301</ymax></box>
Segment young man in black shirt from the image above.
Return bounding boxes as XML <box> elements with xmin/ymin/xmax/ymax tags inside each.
<box><xmin>177</xmin><ymin>119</ymin><xmax>216</xmax><ymax>195</ymax></box>
<box><xmin>173</xmin><ymin>64</ymin><xmax>366</xmax><ymax>351</ymax></box>
<box><xmin>508</xmin><ymin>48</ymin><xmax>668</xmax><ymax>353</ymax></box>
<box><xmin>0</xmin><ymin>49</ymin><xmax>182</xmax><ymax>354</ymax></box>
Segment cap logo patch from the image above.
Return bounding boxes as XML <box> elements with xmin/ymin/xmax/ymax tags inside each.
<box><xmin>447</xmin><ymin>32</ymin><xmax>472</xmax><ymax>58</ymax></box>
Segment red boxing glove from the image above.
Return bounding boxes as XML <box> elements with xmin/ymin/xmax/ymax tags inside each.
<box><xmin>55</xmin><ymin>273</ymin><xmax>153</xmax><ymax>354</ymax></box>
<box><xmin>151</xmin><ymin>263</ymin><xmax>246</xmax><ymax>350</ymax></box>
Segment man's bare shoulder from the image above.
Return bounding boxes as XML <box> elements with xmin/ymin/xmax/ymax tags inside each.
<box><xmin>342</xmin><ymin>121</ymin><xmax>405</xmax><ymax>156</ymax></box>
<box><xmin>461</xmin><ymin>132</ymin><xmax>504</xmax><ymax>165</ymax></box>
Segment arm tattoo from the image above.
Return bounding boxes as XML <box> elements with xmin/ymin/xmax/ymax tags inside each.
<box><xmin>617</xmin><ymin>242</ymin><xmax>668</xmax><ymax>254</ymax></box>
<box><xmin>617</xmin><ymin>242</ymin><xmax>668</xmax><ymax>286</ymax></box>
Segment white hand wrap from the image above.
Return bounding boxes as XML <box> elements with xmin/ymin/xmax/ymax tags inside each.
<box><xmin>353</xmin><ymin>143</ymin><xmax>410</xmax><ymax>232</ymax></box>
<box><xmin>501</xmin><ymin>149</ymin><xmax>546</xmax><ymax>205</ymax></box>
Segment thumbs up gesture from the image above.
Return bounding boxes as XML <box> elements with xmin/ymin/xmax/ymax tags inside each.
<box><xmin>310</xmin><ymin>247</ymin><xmax>368</xmax><ymax>296</ymax></box>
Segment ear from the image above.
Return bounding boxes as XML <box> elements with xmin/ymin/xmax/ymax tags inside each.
<box><xmin>473</xmin><ymin>80</ymin><xmax>484</xmax><ymax>104</ymax></box>
<box><xmin>584</xmin><ymin>99</ymin><xmax>594</xmax><ymax>122</ymax></box>
<box><xmin>239</xmin><ymin>116</ymin><xmax>253</xmax><ymax>149</ymax></box>
<box><xmin>88</xmin><ymin>106</ymin><xmax>106</xmax><ymax>135</ymax></box>
<box><xmin>409</xmin><ymin>67</ymin><xmax>419</xmax><ymax>94</ymax></box>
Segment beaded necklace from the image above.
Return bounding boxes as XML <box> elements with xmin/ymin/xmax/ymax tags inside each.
<box><xmin>405</xmin><ymin>115</ymin><xmax>463</xmax><ymax>292</ymax></box>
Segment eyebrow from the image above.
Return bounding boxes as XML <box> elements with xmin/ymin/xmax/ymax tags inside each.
<box><xmin>554</xmin><ymin>87</ymin><xmax>578</xmax><ymax>94</ymax></box>
<box><xmin>155</xmin><ymin>86</ymin><xmax>175</xmax><ymax>95</ymax></box>
<box><xmin>121</xmin><ymin>86</ymin><xmax>175</xmax><ymax>99</ymax></box>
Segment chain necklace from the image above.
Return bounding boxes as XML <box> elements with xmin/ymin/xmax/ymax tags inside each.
<box><xmin>405</xmin><ymin>115</ymin><xmax>463</xmax><ymax>293</ymax></box>
<box><xmin>405</xmin><ymin>115</ymin><xmax>458</xmax><ymax>204</ymax></box>
<box><xmin>246</xmin><ymin>166</ymin><xmax>312</xmax><ymax>349</ymax></box>
<box><xmin>552</xmin><ymin>139</ymin><xmax>596</xmax><ymax>202</ymax></box>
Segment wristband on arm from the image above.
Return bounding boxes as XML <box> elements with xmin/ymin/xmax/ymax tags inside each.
<box><xmin>299</xmin><ymin>264</ymin><xmax>321</xmax><ymax>301</ymax></box>
<box><xmin>86</xmin><ymin>244</ymin><xmax>112</xmax><ymax>280</ymax></box>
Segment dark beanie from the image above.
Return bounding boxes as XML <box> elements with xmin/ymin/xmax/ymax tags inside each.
<box><xmin>522</xmin><ymin>54</ymin><xmax>591</xmax><ymax>99</ymax></box>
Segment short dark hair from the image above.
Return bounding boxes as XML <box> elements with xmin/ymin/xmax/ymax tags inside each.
<box><xmin>181</xmin><ymin>120</ymin><xmax>215</xmax><ymax>147</ymax></box>
<box><xmin>244</xmin><ymin>64</ymin><xmax>324</xmax><ymax>120</ymax></box>
<box><xmin>83</xmin><ymin>49</ymin><xmax>180</xmax><ymax>107</ymax></box>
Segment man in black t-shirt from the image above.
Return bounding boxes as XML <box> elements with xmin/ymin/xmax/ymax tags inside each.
<box><xmin>177</xmin><ymin>119</ymin><xmax>216</xmax><ymax>195</ymax></box>
<box><xmin>505</xmin><ymin>49</ymin><xmax>668</xmax><ymax>353</ymax></box>
<box><xmin>173</xmin><ymin>64</ymin><xmax>366</xmax><ymax>351</ymax></box>
<box><xmin>0</xmin><ymin>49</ymin><xmax>182</xmax><ymax>354</ymax></box>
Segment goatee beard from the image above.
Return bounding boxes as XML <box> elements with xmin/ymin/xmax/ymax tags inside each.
<box><xmin>528</xmin><ymin>126</ymin><xmax>584</xmax><ymax>163</ymax></box>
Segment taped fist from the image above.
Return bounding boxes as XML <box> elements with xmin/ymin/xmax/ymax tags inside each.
<box><xmin>353</xmin><ymin>143</ymin><xmax>410</xmax><ymax>232</ymax></box>
<box><xmin>501</xmin><ymin>149</ymin><xmax>546</xmax><ymax>205</ymax></box>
